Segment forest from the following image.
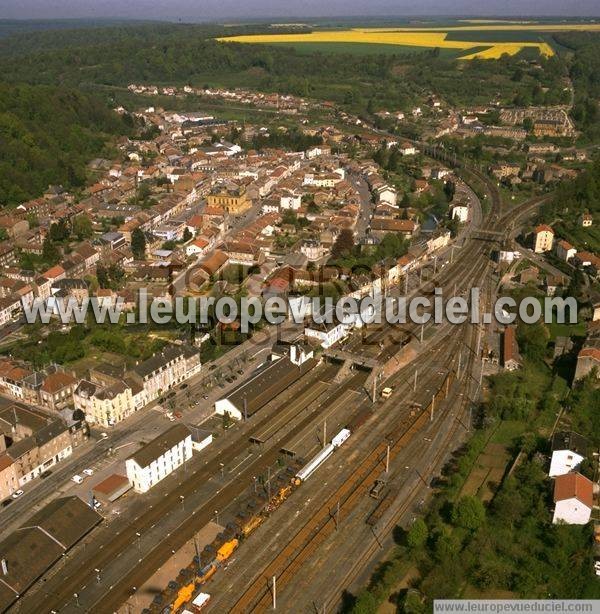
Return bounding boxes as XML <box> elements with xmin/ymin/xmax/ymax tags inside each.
<box><xmin>0</xmin><ymin>83</ymin><xmax>134</xmax><ymax>206</ymax></box>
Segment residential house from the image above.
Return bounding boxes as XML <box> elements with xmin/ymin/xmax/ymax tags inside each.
<box><xmin>555</xmin><ymin>239</ymin><xmax>576</xmax><ymax>262</ymax></box>
<box><xmin>552</xmin><ymin>472</ymin><xmax>593</xmax><ymax>525</ymax></box>
<box><xmin>39</xmin><ymin>371</ymin><xmax>77</xmax><ymax>412</ymax></box>
<box><xmin>502</xmin><ymin>325</ymin><xmax>521</xmax><ymax>371</ymax></box>
<box><xmin>533</xmin><ymin>224</ymin><xmax>554</xmax><ymax>254</ymax></box>
<box><xmin>549</xmin><ymin>431</ymin><xmax>588</xmax><ymax>478</ymax></box>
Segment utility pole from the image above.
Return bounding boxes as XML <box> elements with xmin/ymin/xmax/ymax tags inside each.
<box><xmin>413</xmin><ymin>369</ymin><xmax>417</xmax><ymax>392</ymax></box>
<box><xmin>430</xmin><ymin>394</ymin><xmax>435</xmax><ymax>422</ymax></box>
<box><xmin>385</xmin><ymin>444</ymin><xmax>390</xmax><ymax>474</ymax></box>
<box><xmin>457</xmin><ymin>351</ymin><xmax>462</xmax><ymax>379</ymax></box>
<box><xmin>272</xmin><ymin>575</ymin><xmax>277</xmax><ymax>610</ymax></box>
<box><xmin>420</xmin><ymin>324</ymin><xmax>424</xmax><ymax>343</ymax></box>
<box><xmin>372</xmin><ymin>376</ymin><xmax>376</xmax><ymax>404</ymax></box>
<box><xmin>335</xmin><ymin>500</ymin><xmax>340</xmax><ymax>530</ymax></box>
<box><xmin>323</xmin><ymin>420</ymin><xmax>327</xmax><ymax>448</ymax></box>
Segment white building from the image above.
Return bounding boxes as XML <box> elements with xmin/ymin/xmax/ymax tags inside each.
<box><xmin>555</xmin><ymin>239</ymin><xmax>577</xmax><ymax>262</ymax></box>
<box><xmin>304</xmin><ymin>318</ymin><xmax>348</xmax><ymax>348</ymax></box>
<box><xmin>452</xmin><ymin>204</ymin><xmax>469</xmax><ymax>223</ymax></box>
<box><xmin>185</xmin><ymin>238</ymin><xmax>210</xmax><ymax>258</ymax></box>
<box><xmin>549</xmin><ymin>432</ymin><xmax>588</xmax><ymax>477</ymax></box>
<box><xmin>280</xmin><ymin>192</ymin><xmax>302</xmax><ymax>210</ymax></box>
<box><xmin>377</xmin><ymin>186</ymin><xmax>397</xmax><ymax>207</ymax></box>
<box><xmin>126</xmin><ymin>424</ymin><xmax>192</xmax><ymax>493</ymax></box>
<box><xmin>300</xmin><ymin>240</ymin><xmax>328</xmax><ymax>261</ymax></box>
<box><xmin>552</xmin><ymin>472</ymin><xmax>593</xmax><ymax>525</ymax></box>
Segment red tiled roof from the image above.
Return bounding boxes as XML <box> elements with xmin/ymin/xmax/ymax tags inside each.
<box><xmin>534</xmin><ymin>224</ymin><xmax>554</xmax><ymax>234</ymax></box>
<box><xmin>40</xmin><ymin>372</ymin><xmax>76</xmax><ymax>394</ymax></box>
<box><xmin>553</xmin><ymin>472</ymin><xmax>593</xmax><ymax>508</ymax></box>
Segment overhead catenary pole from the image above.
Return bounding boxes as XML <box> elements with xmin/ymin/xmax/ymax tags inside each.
<box><xmin>385</xmin><ymin>444</ymin><xmax>390</xmax><ymax>474</ymax></box>
<box><xmin>413</xmin><ymin>369</ymin><xmax>418</xmax><ymax>392</ymax></box>
<box><xmin>323</xmin><ymin>419</ymin><xmax>327</xmax><ymax>448</ymax></box>
<box><xmin>272</xmin><ymin>575</ymin><xmax>277</xmax><ymax>610</ymax></box>
<box><xmin>430</xmin><ymin>394</ymin><xmax>435</xmax><ymax>422</ymax></box>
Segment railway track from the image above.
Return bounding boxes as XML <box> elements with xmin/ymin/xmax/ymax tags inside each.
<box><xmin>228</xmin><ymin>330</ymin><xmax>466</xmax><ymax>613</ymax></box>
<box><xmin>319</xmin><ymin>322</ymin><xmax>479</xmax><ymax>612</ymax></box>
<box><xmin>224</xmin><ymin>141</ymin><xmax>506</xmax><ymax>612</ymax></box>
<box><xmin>26</xmin><ymin>129</ymin><xmax>539</xmax><ymax>614</ymax></box>
<box><xmin>14</xmin><ymin>363</ymin><xmax>366</xmax><ymax>612</ymax></box>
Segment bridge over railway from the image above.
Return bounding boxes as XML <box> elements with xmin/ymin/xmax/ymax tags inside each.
<box><xmin>323</xmin><ymin>348</ymin><xmax>380</xmax><ymax>370</ymax></box>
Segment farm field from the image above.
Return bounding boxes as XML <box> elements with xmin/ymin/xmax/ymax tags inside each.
<box><xmin>252</xmin><ymin>41</ymin><xmax>475</xmax><ymax>57</ymax></box>
<box><xmin>218</xmin><ymin>22</ymin><xmax>600</xmax><ymax>60</ymax></box>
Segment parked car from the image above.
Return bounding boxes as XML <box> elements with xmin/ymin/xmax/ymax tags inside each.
<box><xmin>83</xmin><ymin>469</ymin><xmax>94</xmax><ymax>476</ymax></box>
<box><xmin>40</xmin><ymin>470</ymin><xmax>52</xmax><ymax>479</ymax></box>
<box><xmin>1</xmin><ymin>499</ymin><xmax>13</xmax><ymax>507</ymax></box>
<box><xmin>180</xmin><ymin>383</ymin><xmax>188</xmax><ymax>390</ymax></box>
<box><xmin>11</xmin><ymin>490</ymin><xmax>24</xmax><ymax>499</ymax></box>
<box><xmin>100</xmin><ymin>432</ymin><xmax>108</xmax><ymax>439</ymax></box>
<box><xmin>72</xmin><ymin>475</ymin><xmax>84</xmax><ymax>484</ymax></box>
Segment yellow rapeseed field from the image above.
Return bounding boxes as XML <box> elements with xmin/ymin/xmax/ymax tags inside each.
<box><xmin>218</xmin><ymin>30</ymin><xmax>555</xmax><ymax>60</ymax></box>
<box><xmin>218</xmin><ymin>23</ymin><xmax>600</xmax><ymax>60</ymax></box>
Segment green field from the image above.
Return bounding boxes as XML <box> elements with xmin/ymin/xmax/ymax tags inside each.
<box><xmin>264</xmin><ymin>41</ymin><xmax>479</xmax><ymax>57</ymax></box>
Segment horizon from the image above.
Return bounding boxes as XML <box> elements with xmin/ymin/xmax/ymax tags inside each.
<box><xmin>2</xmin><ymin>0</ymin><xmax>600</xmax><ymax>22</ymax></box>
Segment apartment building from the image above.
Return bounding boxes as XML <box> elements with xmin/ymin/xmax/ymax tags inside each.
<box><xmin>0</xmin><ymin>403</ymin><xmax>80</xmax><ymax>495</ymax></box>
<box><xmin>73</xmin><ymin>379</ymin><xmax>135</xmax><ymax>428</ymax></box>
<box><xmin>130</xmin><ymin>344</ymin><xmax>201</xmax><ymax>405</ymax></box>
<box><xmin>126</xmin><ymin>424</ymin><xmax>192</xmax><ymax>493</ymax></box>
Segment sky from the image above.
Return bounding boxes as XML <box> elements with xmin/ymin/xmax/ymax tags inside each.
<box><xmin>2</xmin><ymin>0</ymin><xmax>600</xmax><ymax>21</ymax></box>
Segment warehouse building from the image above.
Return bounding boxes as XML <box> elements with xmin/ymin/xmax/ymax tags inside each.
<box><xmin>214</xmin><ymin>353</ymin><xmax>317</xmax><ymax>421</ymax></box>
<box><xmin>126</xmin><ymin>424</ymin><xmax>192</xmax><ymax>493</ymax></box>
<box><xmin>0</xmin><ymin>496</ymin><xmax>102</xmax><ymax>611</ymax></box>
<box><xmin>92</xmin><ymin>473</ymin><xmax>132</xmax><ymax>504</ymax></box>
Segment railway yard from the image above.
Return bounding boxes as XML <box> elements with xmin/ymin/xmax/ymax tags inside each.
<box><xmin>6</xmin><ymin>144</ymin><xmax>552</xmax><ymax>614</ymax></box>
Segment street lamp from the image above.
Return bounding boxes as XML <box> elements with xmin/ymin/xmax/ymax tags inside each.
<box><xmin>214</xmin><ymin>510</ymin><xmax>219</xmax><ymax>525</ymax></box>
<box><xmin>135</xmin><ymin>531</ymin><xmax>141</xmax><ymax>551</ymax></box>
<box><xmin>180</xmin><ymin>495</ymin><xmax>185</xmax><ymax>512</ymax></box>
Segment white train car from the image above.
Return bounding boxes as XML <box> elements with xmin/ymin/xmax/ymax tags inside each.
<box><xmin>331</xmin><ymin>428</ymin><xmax>351</xmax><ymax>448</ymax></box>
<box><xmin>294</xmin><ymin>444</ymin><xmax>334</xmax><ymax>483</ymax></box>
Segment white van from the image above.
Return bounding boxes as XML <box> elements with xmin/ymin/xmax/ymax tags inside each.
<box><xmin>72</xmin><ymin>475</ymin><xmax>84</xmax><ymax>484</ymax></box>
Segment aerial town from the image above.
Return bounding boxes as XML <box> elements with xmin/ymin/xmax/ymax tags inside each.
<box><xmin>1</xmin><ymin>8</ymin><xmax>600</xmax><ymax>614</ymax></box>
